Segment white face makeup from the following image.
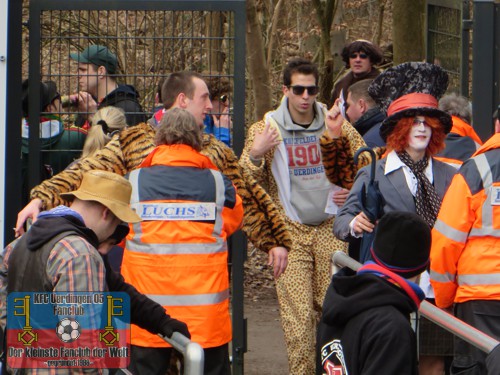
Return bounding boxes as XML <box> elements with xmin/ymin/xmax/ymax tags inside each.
<box><xmin>407</xmin><ymin>116</ymin><xmax>432</xmax><ymax>153</ymax></box>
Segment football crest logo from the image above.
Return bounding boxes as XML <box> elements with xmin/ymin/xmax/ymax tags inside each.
<box><xmin>320</xmin><ymin>339</ymin><xmax>348</xmax><ymax>375</ymax></box>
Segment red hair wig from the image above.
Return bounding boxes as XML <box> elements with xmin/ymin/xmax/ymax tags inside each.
<box><xmin>386</xmin><ymin>116</ymin><xmax>446</xmax><ymax>156</ymax></box>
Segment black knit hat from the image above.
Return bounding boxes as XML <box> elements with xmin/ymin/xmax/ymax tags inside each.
<box><xmin>370</xmin><ymin>211</ymin><xmax>431</xmax><ymax>278</ymax></box>
<box><xmin>21</xmin><ymin>79</ymin><xmax>60</xmax><ymax>117</ymax></box>
<box><xmin>368</xmin><ymin>62</ymin><xmax>452</xmax><ymax>141</ymax></box>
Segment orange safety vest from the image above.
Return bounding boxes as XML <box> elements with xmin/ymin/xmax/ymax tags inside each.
<box><xmin>449</xmin><ymin>116</ymin><xmax>483</xmax><ymax>146</ymax></box>
<box><xmin>434</xmin><ymin>116</ymin><xmax>482</xmax><ymax>168</ymax></box>
<box><xmin>122</xmin><ymin>144</ymin><xmax>243</xmax><ymax>348</ymax></box>
<box><xmin>430</xmin><ymin>133</ymin><xmax>500</xmax><ymax>308</ymax></box>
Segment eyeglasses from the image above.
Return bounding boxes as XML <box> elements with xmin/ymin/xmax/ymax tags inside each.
<box><xmin>288</xmin><ymin>85</ymin><xmax>319</xmax><ymax>96</ymax></box>
<box><xmin>349</xmin><ymin>52</ymin><xmax>368</xmax><ymax>59</ymax></box>
<box><xmin>413</xmin><ymin>118</ymin><xmax>429</xmax><ymax>127</ymax></box>
<box><xmin>219</xmin><ymin>94</ymin><xmax>228</xmax><ymax>103</ymax></box>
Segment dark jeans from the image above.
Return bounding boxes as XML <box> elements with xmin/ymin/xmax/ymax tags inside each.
<box><xmin>128</xmin><ymin>343</ymin><xmax>231</xmax><ymax>375</ymax></box>
<box><xmin>451</xmin><ymin>300</ymin><xmax>500</xmax><ymax>375</ymax></box>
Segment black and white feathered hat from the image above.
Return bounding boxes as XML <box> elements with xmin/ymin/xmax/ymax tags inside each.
<box><xmin>368</xmin><ymin>62</ymin><xmax>453</xmax><ymax>141</ymax></box>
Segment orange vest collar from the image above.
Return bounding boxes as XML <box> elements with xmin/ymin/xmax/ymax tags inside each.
<box><xmin>451</xmin><ymin>116</ymin><xmax>483</xmax><ymax>146</ymax></box>
<box><xmin>140</xmin><ymin>144</ymin><xmax>217</xmax><ymax>170</ymax></box>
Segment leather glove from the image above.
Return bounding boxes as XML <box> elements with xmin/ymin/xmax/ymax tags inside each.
<box><xmin>159</xmin><ymin>317</ymin><xmax>191</xmax><ymax>339</ymax></box>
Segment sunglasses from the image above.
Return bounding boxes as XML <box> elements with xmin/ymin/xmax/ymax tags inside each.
<box><xmin>288</xmin><ymin>85</ymin><xmax>319</xmax><ymax>96</ymax></box>
<box><xmin>413</xmin><ymin>118</ymin><xmax>429</xmax><ymax>127</ymax></box>
<box><xmin>349</xmin><ymin>52</ymin><xmax>368</xmax><ymax>59</ymax></box>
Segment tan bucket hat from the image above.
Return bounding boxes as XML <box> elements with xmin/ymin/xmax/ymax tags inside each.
<box><xmin>60</xmin><ymin>170</ymin><xmax>141</xmax><ymax>223</ymax></box>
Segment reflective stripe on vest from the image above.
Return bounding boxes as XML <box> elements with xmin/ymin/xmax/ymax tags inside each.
<box><xmin>431</xmin><ymin>270</ymin><xmax>500</xmax><ymax>288</ymax></box>
<box><xmin>127</xmin><ymin>168</ymin><xmax>226</xmax><ymax>255</ymax></box>
<box><xmin>125</xmin><ymin>239</ymin><xmax>227</xmax><ymax>255</ymax></box>
<box><xmin>430</xmin><ymin>270</ymin><xmax>455</xmax><ymax>283</ymax></box>
<box><xmin>469</xmin><ymin>154</ymin><xmax>497</xmax><ymax>238</ymax></box>
<box><xmin>458</xmin><ymin>273</ymin><xmax>500</xmax><ymax>286</ymax></box>
<box><xmin>146</xmin><ymin>288</ymin><xmax>229</xmax><ymax>307</ymax></box>
<box><xmin>433</xmin><ymin>218</ymin><xmax>469</xmax><ymax>244</ymax></box>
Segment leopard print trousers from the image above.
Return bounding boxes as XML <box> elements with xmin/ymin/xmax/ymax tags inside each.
<box><xmin>276</xmin><ymin>217</ymin><xmax>348</xmax><ymax>374</ymax></box>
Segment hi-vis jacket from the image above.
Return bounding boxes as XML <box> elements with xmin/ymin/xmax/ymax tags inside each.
<box><xmin>430</xmin><ymin>133</ymin><xmax>500</xmax><ymax>309</ymax></box>
<box><xmin>434</xmin><ymin>116</ymin><xmax>483</xmax><ymax>169</ymax></box>
<box><xmin>122</xmin><ymin>144</ymin><xmax>244</xmax><ymax>348</ymax></box>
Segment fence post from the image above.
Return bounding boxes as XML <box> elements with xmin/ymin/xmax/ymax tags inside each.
<box><xmin>2</xmin><ymin>0</ymin><xmax>23</xmax><ymax>248</ymax></box>
<box><xmin>472</xmin><ymin>0</ymin><xmax>499</xmax><ymax>141</ymax></box>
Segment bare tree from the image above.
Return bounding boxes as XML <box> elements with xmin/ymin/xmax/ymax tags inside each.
<box><xmin>246</xmin><ymin>0</ymin><xmax>273</xmax><ymax>120</ymax></box>
<box><xmin>311</xmin><ymin>0</ymin><xmax>338</xmax><ymax>104</ymax></box>
<box><xmin>392</xmin><ymin>0</ymin><xmax>425</xmax><ymax>63</ymax></box>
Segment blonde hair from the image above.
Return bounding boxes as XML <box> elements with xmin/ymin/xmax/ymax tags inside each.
<box><xmin>81</xmin><ymin>107</ymin><xmax>127</xmax><ymax>158</ymax></box>
<box><xmin>155</xmin><ymin>108</ymin><xmax>203</xmax><ymax>151</ymax></box>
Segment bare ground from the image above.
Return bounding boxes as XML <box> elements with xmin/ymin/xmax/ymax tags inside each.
<box><xmin>243</xmin><ymin>248</ymin><xmax>289</xmax><ymax>374</ymax></box>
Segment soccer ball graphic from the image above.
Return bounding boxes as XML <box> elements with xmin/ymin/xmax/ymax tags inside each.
<box><xmin>56</xmin><ymin>318</ymin><xmax>81</xmax><ymax>343</ymax></box>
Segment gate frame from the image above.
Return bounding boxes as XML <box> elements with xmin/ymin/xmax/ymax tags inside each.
<box><xmin>425</xmin><ymin>0</ymin><xmax>500</xmax><ymax>142</ymax></box>
<box><xmin>2</xmin><ymin>0</ymin><xmax>23</xmax><ymax>251</ymax></box>
<box><xmin>471</xmin><ymin>0</ymin><xmax>500</xmax><ymax>141</ymax></box>
<box><xmin>10</xmin><ymin>1</ymin><xmax>248</xmax><ymax>373</ymax></box>
<box><xmin>425</xmin><ymin>0</ymin><xmax>469</xmax><ymax>96</ymax></box>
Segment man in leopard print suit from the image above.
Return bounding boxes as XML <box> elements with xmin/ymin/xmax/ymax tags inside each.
<box><xmin>240</xmin><ymin>58</ymin><xmax>365</xmax><ymax>374</ymax></box>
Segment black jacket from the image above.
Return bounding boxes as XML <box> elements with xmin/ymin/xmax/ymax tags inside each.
<box><xmin>100</xmin><ymin>84</ymin><xmax>148</xmax><ymax>126</ymax></box>
<box><xmin>317</xmin><ymin>268</ymin><xmax>419</xmax><ymax>375</ymax></box>
<box><xmin>76</xmin><ymin>84</ymin><xmax>147</xmax><ymax>127</ymax></box>
<box><xmin>354</xmin><ymin>107</ymin><xmax>385</xmax><ymax>148</ymax></box>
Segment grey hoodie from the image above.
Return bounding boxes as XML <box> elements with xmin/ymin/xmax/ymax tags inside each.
<box><xmin>271</xmin><ymin>98</ymin><xmax>333</xmax><ymax>225</ymax></box>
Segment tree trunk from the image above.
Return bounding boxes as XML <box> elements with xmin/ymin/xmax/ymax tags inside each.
<box><xmin>392</xmin><ymin>0</ymin><xmax>426</xmax><ymax>64</ymax></box>
<box><xmin>206</xmin><ymin>12</ymin><xmax>225</xmax><ymax>72</ymax></box>
<box><xmin>311</xmin><ymin>0</ymin><xmax>337</xmax><ymax>104</ymax></box>
<box><xmin>246</xmin><ymin>0</ymin><xmax>273</xmax><ymax>120</ymax></box>
<box><xmin>374</xmin><ymin>0</ymin><xmax>387</xmax><ymax>46</ymax></box>
<box><xmin>266</xmin><ymin>0</ymin><xmax>284</xmax><ymax>68</ymax></box>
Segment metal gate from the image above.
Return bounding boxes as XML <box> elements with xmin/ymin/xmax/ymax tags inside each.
<box><xmin>426</xmin><ymin>0</ymin><xmax>469</xmax><ymax>95</ymax></box>
<box><xmin>426</xmin><ymin>0</ymin><xmax>500</xmax><ymax>142</ymax></box>
<box><xmin>6</xmin><ymin>1</ymin><xmax>247</xmax><ymax>373</ymax></box>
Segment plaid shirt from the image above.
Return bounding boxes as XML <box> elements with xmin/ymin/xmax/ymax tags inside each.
<box><xmin>0</xmin><ymin>235</ymin><xmax>106</xmax><ymax>374</ymax></box>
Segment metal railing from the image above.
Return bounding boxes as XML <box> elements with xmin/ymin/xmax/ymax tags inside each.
<box><xmin>119</xmin><ymin>333</ymin><xmax>204</xmax><ymax>375</ymax></box>
<box><xmin>160</xmin><ymin>332</ymin><xmax>204</xmax><ymax>375</ymax></box>
<box><xmin>332</xmin><ymin>251</ymin><xmax>500</xmax><ymax>354</ymax></box>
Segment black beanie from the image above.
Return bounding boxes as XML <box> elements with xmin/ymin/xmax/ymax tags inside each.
<box><xmin>370</xmin><ymin>211</ymin><xmax>431</xmax><ymax>278</ymax></box>
<box><xmin>21</xmin><ymin>79</ymin><xmax>59</xmax><ymax>117</ymax></box>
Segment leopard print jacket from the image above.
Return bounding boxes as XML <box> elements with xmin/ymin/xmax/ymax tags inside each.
<box><xmin>30</xmin><ymin>122</ymin><xmax>292</xmax><ymax>253</ymax></box>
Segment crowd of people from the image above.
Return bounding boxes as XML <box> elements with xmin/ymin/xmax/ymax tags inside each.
<box><xmin>2</xmin><ymin>39</ymin><xmax>499</xmax><ymax>375</ymax></box>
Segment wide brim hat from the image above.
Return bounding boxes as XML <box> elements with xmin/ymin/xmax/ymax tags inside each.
<box><xmin>368</xmin><ymin>62</ymin><xmax>453</xmax><ymax>141</ymax></box>
<box><xmin>370</xmin><ymin>211</ymin><xmax>431</xmax><ymax>278</ymax></box>
<box><xmin>61</xmin><ymin>170</ymin><xmax>141</xmax><ymax>223</ymax></box>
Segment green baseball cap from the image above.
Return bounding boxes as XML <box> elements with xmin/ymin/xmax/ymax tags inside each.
<box><xmin>70</xmin><ymin>45</ymin><xmax>118</xmax><ymax>74</ymax></box>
